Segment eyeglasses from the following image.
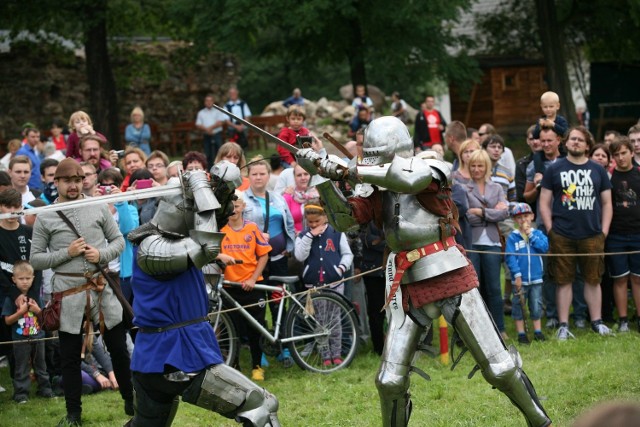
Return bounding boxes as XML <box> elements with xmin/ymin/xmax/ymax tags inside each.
<box><xmin>478</xmin><ymin>132</ymin><xmax>486</xmax><ymax>136</ymax></box>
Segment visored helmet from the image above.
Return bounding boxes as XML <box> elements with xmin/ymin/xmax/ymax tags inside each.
<box><xmin>361</xmin><ymin>116</ymin><xmax>413</xmax><ymax>166</ymax></box>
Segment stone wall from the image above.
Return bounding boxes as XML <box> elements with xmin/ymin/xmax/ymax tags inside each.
<box><xmin>0</xmin><ymin>40</ymin><xmax>238</xmax><ymax>145</ymax></box>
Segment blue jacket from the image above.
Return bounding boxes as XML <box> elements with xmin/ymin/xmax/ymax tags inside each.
<box><xmin>505</xmin><ymin>228</ymin><xmax>548</xmax><ymax>285</ymax></box>
<box><xmin>242</xmin><ymin>188</ymin><xmax>296</xmax><ymax>254</ymax></box>
<box><xmin>294</xmin><ymin>225</ymin><xmax>353</xmax><ymax>288</ymax></box>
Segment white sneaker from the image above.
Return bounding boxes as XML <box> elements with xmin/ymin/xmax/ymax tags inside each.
<box><xmin>593</xmin><ymin>322</ymin><xmax>612</xmax><ymax>336</ymax></box>
<box><xmin>0</xmin><ymin>384</ymin><xmax>6</xmax><ymax>393</ymax></box>
<box><xmin>556</xmin><ymin>325</ymin><xmax>575</xmax><ymax>341</ymax></box>
<box><xmin>618</xmin><ymin>321</ymin><xmax>630</xmax><ymax>333</ymax></box>
<box><xmin>574</xmin><ymin>319</ymin><xmax>586</xmax><ymax>329</ymax></box>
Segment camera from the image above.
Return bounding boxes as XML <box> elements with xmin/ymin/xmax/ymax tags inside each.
<box><xmin>135</xmin><ymin>179</ymin><xmax>153</xmax><ymax>189</ymax></box>
<box><xmin>99</xmin><ymin>185</ymin><xmax>111</xmax><ymax>195</ymax></box>
<box><xmin>296</xmin><ymin>135</ymin><xmax>313</xmax><ymax>148</ymax></box>
<box><xmin>115</xmin><ymin>150</ymin><xmax>125</xmax><ymax>159</ymax></box>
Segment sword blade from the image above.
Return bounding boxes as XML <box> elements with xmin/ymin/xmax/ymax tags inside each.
<box><xmin>213</xmin><ymin>104</ymin><xmax>298</xmax><ymax>155</ymax></box>
<box><xmin>2</xmin><ymin>184</ymin><xmax>182</xmax><ymax>219</ymax></box>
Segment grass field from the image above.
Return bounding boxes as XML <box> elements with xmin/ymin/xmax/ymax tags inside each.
<box><xmin>1</xmin><ymin>322</ymin><xmax>639</xmax><ymax>427</ymax></box>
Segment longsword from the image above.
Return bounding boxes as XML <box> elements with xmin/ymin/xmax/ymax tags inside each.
<box><xmin>0</xmin><ymin>183</ymin><xmax>182</xmax><ymax>219</ymax></box>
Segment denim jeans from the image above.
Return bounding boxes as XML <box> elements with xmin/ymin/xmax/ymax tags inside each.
<box><xmin>469</xmin><ymin>245</ymin><xmax>505</xmax><ymax>332</ymax></box>
<box><xmin>511</xmin><ymin>283</ymin><xmax>543</xmax><ymax>321</ymax></box>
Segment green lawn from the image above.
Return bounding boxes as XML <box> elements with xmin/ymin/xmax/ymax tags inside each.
<box><xmin>1</xmin><ymin>324</ymin><xmax>638</xmax><ymax>427</ymax></box>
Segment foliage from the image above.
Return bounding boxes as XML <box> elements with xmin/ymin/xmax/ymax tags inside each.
<box><xmin>1</xmin><ymin>325</ymin><xmax>639</xmax><ymax>426</ymax></box>
<box><xmin>169</xmin><ymin>0</ymin><xmax>482</xmax><ymax>109</ymax></box>
<box><xmin>475</xmin><ymin>0</ymin><xmax>640</xmax><ymax>62</ymax></box>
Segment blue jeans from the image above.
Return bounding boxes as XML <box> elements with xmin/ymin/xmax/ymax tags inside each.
<box><xmin>469</xmin><ymin>245</ymin><xmax>505</xmax><ymax>332</ymax></box>
<box><xmin>511</xmin><ymin>283</ymin><xmax>543</xmax><ymax>321</ymax></box>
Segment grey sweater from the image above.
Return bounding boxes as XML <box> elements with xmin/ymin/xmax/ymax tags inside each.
<box><xmin>30</xmin><ymin>203</ymin><xmax>125</xmax><ymax>334</ymax></box>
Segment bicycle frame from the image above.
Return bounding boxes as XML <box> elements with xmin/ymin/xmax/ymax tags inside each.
<box><xmin>217</xmin><ymin>281</ymin><xmax>330</xmax><ymax>345</ymax></box>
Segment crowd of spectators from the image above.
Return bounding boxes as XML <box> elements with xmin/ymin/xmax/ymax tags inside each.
<box><xmin>0</xmin><ymin>85</ymin><xmax>639</xmax><ymax>426</ymax></box>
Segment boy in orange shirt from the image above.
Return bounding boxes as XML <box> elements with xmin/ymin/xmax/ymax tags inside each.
<box><xmin>217</xmin><ymin>193</ymin><xmax>272</xmax><ymax>381</ymax></box>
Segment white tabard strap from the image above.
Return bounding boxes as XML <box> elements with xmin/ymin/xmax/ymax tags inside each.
<box><xmin>384</xmin><ymin>253</ymin><xmax>405</xmax><ymax>327</ymax></box>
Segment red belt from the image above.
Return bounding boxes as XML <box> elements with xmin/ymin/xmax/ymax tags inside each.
<box><xmin>382</xmin><ymin>236</ymin><xmax>457</xmax><ymax>310</ymax></box>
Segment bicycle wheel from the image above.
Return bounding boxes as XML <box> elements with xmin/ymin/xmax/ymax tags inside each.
<box><xmin>285</xmin><ymin>291</ymin><xmax>358</xmax><ymax>373</ymax></box>
<box><xmin>209</xmin><ymin>311</ymin><xmax>238</xmax><ymax>366</ymax></box>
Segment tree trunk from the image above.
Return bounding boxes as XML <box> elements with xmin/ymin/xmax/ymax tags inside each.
<box><xmin>345</xmin><ymin>17</ymin><xmax>367</xmax><ymax>96</ymax></box>
<box><xmin>84</xmin><ymin>1</ymin><xmax>121</xmax><ymax>149</ymax></box>
<box><xmin>535</xmin><ymin>0</ymin><xmax>578</xmax><ymax>125</ymax></box>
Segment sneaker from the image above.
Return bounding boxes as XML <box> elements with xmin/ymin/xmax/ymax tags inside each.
<box><xmin>57</xmin><ymin>413</ymin><xmax>82</xmax><ymax>427</ymax></box>
<box><xmin>0</xmin><ymin>355</ymin><xmax>8</xmax><ymax>368</ymax></box>
<box><xmin>277</xmin><ymin>349</ymin><xmax>293</xmax><ymax>368</ymax></box>
<box><xmin>618</xmin><ymin>320</ymin><xmax>630</xmax><ymax>333</ymax></box>
<box><xmin>517</xmin><ymin>334</ymin><xmax>530</xmax><ymax>345</ymax></box>
<box><xmin>251</xmin><ymin>366</ymin><xmax>265</xmax><ymax>381</ymax></box>
<box><xmin>592</xmin><ymin>321</ymin><xmax>612</xmax><ymax>336</ymax></box>
<box><xmin>556</xmin><ymin>325</ymin><xmax>575</xmax><ymax>341</ymax></box>
<box><xmin>545</xmin><ymin>318</ymin><xmax>558</xmax><ymax>329</ymax></box>
<box><xmin>15</xmin><ymin>396</ymin><xmax>28</xmax><ymax>404</ymax></box>
<box><xmin>534</xmin><ymin>332</ymin><xmax>546</xmax><ymax>342</ymax></box>
<box><xmin>0</xmin><ymin>384</ymin><xmax>6</xmax><ymax>393</ymax></box>
<box><xmin>332</xmin><ymin>358</ymin><xmax>343</xmax><ymax>365</ymax></box>
<box><xmin>574</xmin><ymin>319</ymin><xmax>586</xmax><ymax>329</ymax></box>
<box><xmin>323</xmin><ymin>359</ymin><xmax>332</xmax><ymax>367</ymax></box>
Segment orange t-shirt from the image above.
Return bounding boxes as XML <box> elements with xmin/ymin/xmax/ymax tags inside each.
<box><xmin>220</xmin><ymin>221</ymin><xmax>272</xmax><ymax>283</ymax></box>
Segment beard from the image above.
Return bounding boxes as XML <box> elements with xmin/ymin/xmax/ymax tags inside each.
<box><xmin>567</xmin><ymin>148</ymin><xmax>586</xmax><ymax>158</ymax></box>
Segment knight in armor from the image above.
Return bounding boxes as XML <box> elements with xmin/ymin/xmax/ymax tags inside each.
<box><xmin>124</xmin><ymin>161</ymin><xmax>280</xmax><ymax>427</ymax></box>
<box><xmin>296</xmin><ymin>116</ymin><xmax>551</xmax><ymax>427</ymax></box>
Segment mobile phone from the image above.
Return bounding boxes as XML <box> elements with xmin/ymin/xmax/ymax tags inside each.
<box><xmin>135</xmin><ymin>179</ymin><xmax>153</xmax><ymax>189</ymax></box>
<box><xmin>99</xmin><ymin>185</ymin><xmax>111</xmax><ymax>195</ymax></box>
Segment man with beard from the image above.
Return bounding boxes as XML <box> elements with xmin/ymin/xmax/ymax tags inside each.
<box><xmin>79</xmin><ymin>135</ymin><xmax>118</xmax><ymax>175</ymax></box>
<box><xmin>30</xmin><ymin>158</ymin><xmax>133</xmax><ymax>426</ymax></box>
<box><xmin>539</xmin><ymin>126</ymin><xmax>613</xmax><ymax>340</ymax></box>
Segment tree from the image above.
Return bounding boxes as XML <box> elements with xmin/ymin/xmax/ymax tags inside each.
<box><xmin>0</xmin><ymin>0</ymin><xmax>173</xmax><ymax>147</ymax></box>
<box><xmin>170</xmin><ymin>0</ymin><xmax>480</xmax><ymax>107</ymax></box>
<box><xmin>475</xmin><ymin>0</ymin><xmax>640</xmax><ymax>125</ymax></box>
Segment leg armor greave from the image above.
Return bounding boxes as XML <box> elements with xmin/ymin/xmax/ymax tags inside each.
<box><xmin>376</xmin><ymin>315</ymin><xmax>424</xmax><ymax>427</ymax></box>
<box><xmin>182</xmin><ymin>364</ymin><xmax>280</xmax><ymax>427</ymax></box>
<box><xmin>449</xmin><ymin>288</ymin><xmax>551</xmax><ymax>427</ymax></box>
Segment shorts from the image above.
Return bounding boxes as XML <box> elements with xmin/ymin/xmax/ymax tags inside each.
<box><xmin>606</xmin><ymin>233</ymin><xmax>640</xmax><ymax>278</ymax></box>
<box><xmin>548</xmin><ymin>230</ymin><xmax>605</xmax><ymax>285</ymax></box>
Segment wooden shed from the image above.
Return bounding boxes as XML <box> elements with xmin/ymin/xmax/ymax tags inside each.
<box><xmin>449</xmin><ymin>57</ymin><xmax>548</xmax><ymax>138</ymax></box>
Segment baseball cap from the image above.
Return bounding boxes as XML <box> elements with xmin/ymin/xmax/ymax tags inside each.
<box><xmin>511</xmin><ymin>202</ymin><xmax>533</xmax><ymax>217</ymax></box>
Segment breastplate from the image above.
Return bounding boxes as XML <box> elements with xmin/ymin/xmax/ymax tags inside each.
<box><xmin>382</xmin><ymin>192</ymin><xmax>469</xmax><ymax>282</ymax></box>
<box><xmin>382</xmin><ymin>192</ymin><xmax>441</xmax><ymax>251</ymax></box>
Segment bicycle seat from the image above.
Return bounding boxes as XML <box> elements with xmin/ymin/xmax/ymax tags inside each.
<box><xmin>268</xmin><ymin>275</ymin><xmax>300</xmax><ymax>285</ymax></box>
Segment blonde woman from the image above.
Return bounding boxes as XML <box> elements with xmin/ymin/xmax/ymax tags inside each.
<box><xmin>464</xmin><ymin>149</ymin><xmax>509</xmax><ymax>338</ymax></box>
<box><xmin>125</xmin><ymin>106</ymin><xmax>151</xmax><ymax>156</ymax></box>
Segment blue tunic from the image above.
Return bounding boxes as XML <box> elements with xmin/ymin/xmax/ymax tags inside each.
<box><xmin>130</xmin><ymin>249</ymin><xmax>223</xmax><ymax>373</ymax></box>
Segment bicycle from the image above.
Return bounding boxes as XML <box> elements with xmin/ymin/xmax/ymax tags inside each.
<box><xmin>206</xmin><ymin>274</ymin><xmax>359</xmax><ymax>373</ymax></box>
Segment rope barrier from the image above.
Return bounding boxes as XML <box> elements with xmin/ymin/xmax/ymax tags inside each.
<box><xmin>0</xmin><ymin>266</ymin><xmax>383</xmax><ymax>347</ymax></box>
<box><xmin>3</xmin><ymin>244</ymin><xmax>638</xmax><ymax>347</ymax></box>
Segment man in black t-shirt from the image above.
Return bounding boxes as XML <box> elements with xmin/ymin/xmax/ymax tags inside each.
<box><xmin>607</xmin><ymin>138</ymin><xmax>640</xmax><ymax>332</ymax></box>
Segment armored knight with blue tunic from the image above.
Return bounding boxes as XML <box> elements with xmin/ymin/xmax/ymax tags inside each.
<box><xmin>124</xmin><ymin>161</ymin><xmax>280</xmax><ymax>427</ymax></box>
<box><xmin>296</xmin><ymin>116</ymin><xmax>551</xmax><ymax>427</ymax></box>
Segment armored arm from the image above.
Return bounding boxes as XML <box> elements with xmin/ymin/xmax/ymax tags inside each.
<box><xmin>356</xmin><ymin>156</ymin><xmax>451</xmax><ymax>195</ymax></box>
<box><xmin>314</xmin><ymin>180</ymin><xmax>359</xmax><ymax>232</ymax></box>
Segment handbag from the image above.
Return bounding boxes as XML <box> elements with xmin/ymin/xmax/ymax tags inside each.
<box><xmin>40</xmin><ymin>292</ymin><xmax>63</xmax><ymax>332</ymax></box>
<box><xmin>56</xmin><ymin>211</ymin><xmax>135</xmax><ymax>329</ymax></box>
